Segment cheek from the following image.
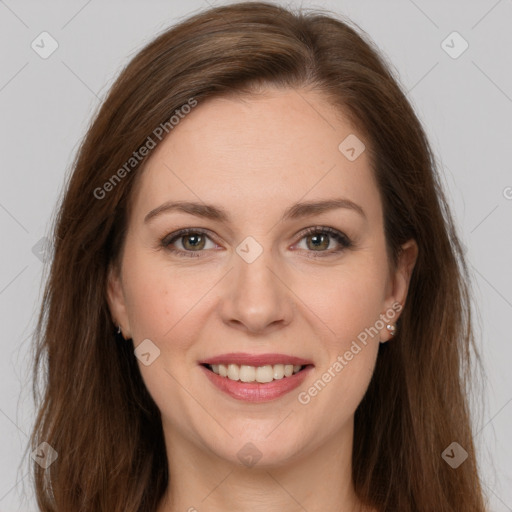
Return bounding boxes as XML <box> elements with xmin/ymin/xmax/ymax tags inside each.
<box><xmin>295</xmin><ymin>266</ymin><xmax>384</xmax><ymax>426</ymax></box>
<box><xmin>296</xmin><ymin>258</ymin><xmax>388</xmax><ymax>348</ymax></box>
<box><xmin>124</xmin><ymin>281</ymin><xmax>171</xmax><ymax>340</ymax></box>
<box><xmin>121</xmin><ymin>251</ymin><xmax>203</xmax><ymax>344</ymax></box>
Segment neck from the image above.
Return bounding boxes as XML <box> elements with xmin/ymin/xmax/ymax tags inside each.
<box><xmin>156</xmin><ymin>419</ymin><xmax>372</xmax><ymax>512</ymax></box>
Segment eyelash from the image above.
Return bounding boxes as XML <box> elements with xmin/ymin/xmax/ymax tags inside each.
<box><xmin>160</xmin><ymin>226</ymin><xmax>353</xmax><ymax>259</ymax></box>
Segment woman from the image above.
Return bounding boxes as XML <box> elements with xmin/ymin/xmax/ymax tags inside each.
<box><xmin>30</xmin><ymin>2</ymin><xmax>488</xmax><ymax>511</ymax></box>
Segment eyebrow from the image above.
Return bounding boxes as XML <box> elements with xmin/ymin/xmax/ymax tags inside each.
<box><xmin>144</xmin><ymin>197</ymin><xmax>366</xmax><ymax>224</ymax></box>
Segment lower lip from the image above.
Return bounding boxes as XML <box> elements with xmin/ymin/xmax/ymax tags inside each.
<box><xmin>200</xmin><ymin>364</ymin><xmax>313</xmax><ymax>402</ymax></box>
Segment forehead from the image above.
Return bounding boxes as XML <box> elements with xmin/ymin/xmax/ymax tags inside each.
<box><xmin>130</xmin><ymin>87</ymin><xmax>381</xmax><ymax>225</ymax></box>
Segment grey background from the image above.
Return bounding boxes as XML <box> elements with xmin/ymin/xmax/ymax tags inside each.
<box><xmin>0</xmin><ymin>0</ymin><xmax>511</xmax><ymax>510</ymax></box>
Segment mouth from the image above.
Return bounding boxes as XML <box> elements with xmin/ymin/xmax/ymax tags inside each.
<box><xmin>201</xmin><ymin>362</ymin><xmax>312</xmax><ymax>384</ymax></box>
<box><xmin>199</xmin><ymin>361</ymin><xmax>314</xmax><ymax>402</ymax></box>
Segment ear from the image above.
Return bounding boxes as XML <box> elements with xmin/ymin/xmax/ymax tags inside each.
<box><xmin>106</xmin><ymin>264</ymin><xmax>131</xmax><ymax>339</ymax></box>
<box><xmin>379</xmin><ymin>238</ymin><xmax>418</xmax><ymax>343</ymax></box>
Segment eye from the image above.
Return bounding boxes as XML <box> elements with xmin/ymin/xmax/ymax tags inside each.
<box><xmin>294</xmin><ymin>226</ymin><xmax>352</xmax><ymax>257</ymax></box>
<box><xmin>161</xmin><ymin>228</ymin><xmax>218</xmax><ymax>258</ymax></box>
<box><xmin>161</xmin><ymin>226</ymin><xmax>353</xmax><ymax>259</ymax></box>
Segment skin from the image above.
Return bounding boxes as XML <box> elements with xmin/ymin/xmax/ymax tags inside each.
<box><xmin>107</xmin><ymin>87</ymin><xmax>418</xmax><ymax>512</ymax></box>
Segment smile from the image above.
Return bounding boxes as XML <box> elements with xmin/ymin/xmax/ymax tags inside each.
<box><xmin>203</xmin><ymin>363</ymin><xmax>306</xmax><ymax>383</ymax></box>
<box><xmin>200</xmin><ymin>363</ymin><xmax>314</xmax><ymax>402</ymax></box>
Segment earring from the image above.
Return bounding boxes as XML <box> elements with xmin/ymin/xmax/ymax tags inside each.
<box><xmin>386</xmin><ymin>323</ymin><xmax>397</xmax><ymax>337</ymax></box>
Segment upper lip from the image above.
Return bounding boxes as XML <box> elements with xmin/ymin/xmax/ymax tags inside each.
<box><xmin>199</xmin><ymin>353</ymin><xmax>314</xmax><ymax>367</ymax></box>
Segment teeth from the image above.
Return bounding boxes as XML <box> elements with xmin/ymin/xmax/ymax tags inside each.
<box><xmin>209</xmin><ymin>363</ymin><xmax>304</xmax><ymax>383</ymax></box>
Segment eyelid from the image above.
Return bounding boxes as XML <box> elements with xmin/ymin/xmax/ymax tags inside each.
<box><xmin>160</xmin><ymin>228</ymin><xmax>219</xmax><ymax>254</ymax></box>
<box><xmin>296</xmin><ymin>226</ymin><xmax>351</xmax><ymax>246</ymax></box>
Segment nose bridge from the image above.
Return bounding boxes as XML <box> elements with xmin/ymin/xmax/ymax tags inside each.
<box><xmin>220</xmin><ymin>234</ymin><xmax>293</xmax><ymax>332</ymax></box>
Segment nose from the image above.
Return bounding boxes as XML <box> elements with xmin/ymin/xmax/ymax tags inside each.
<box><xmin>218</xmin><ymin>243</ymin><xmax>294</xmax><ymax>334</ymax></box>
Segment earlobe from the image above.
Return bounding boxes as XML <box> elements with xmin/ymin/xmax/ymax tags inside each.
<box><xmin>106</xmin><ymin>265</ymin><xmax>131</xmax><ymax>339</ymax></box>
<box><xmin>380</xmin><ymin>238</ymin><xmax>418</xmax><ymax>343</ymax></box>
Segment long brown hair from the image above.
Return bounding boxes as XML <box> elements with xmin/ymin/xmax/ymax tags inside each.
<box><xmin>29</xmin><ymin>2</ymin><xmax>487</xmax><ymax>510</ymax></box>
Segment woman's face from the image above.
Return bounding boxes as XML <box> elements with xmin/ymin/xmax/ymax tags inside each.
<box><xmin>107</xmin><ymin>87</ymin><xmax>417</xmax><ymax>468</ymax></box>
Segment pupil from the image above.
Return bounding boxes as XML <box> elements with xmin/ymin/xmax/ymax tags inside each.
<box><xmin>310</xmin><ymin>234</ymin><xmax>328</xmax><ymax>250</ymax></box>
<box><xmin>185</xmin><ymin>234</ymin><xmax>203</xmax><ymax>249</ymax></box>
